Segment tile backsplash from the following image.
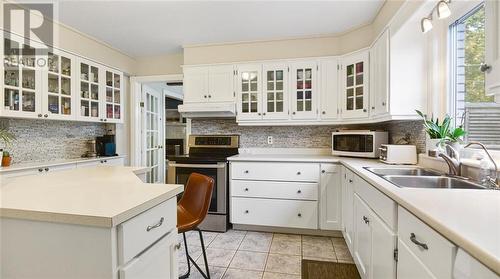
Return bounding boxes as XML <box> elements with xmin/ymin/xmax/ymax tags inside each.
<box><xmin>0</xmin><ymin>118</ymin><xmax>109</xmax><ymax>164</ymax></box>
<box><xmin>191</xmin><ymin>119</ymin><xmax>426</xmax><ymax>153</ymax></box>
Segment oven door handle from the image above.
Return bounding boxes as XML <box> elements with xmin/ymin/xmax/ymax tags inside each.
<box><xmin>168</xmin><ymin>163</ymin><xmax>226</xmax><ymax>169</ymax></box>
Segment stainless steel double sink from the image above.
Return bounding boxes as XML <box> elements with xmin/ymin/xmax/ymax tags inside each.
<box><xmin>365</xmin><ymin>167</ymin><xmax>487</xmax><ymax>190</ymax></box>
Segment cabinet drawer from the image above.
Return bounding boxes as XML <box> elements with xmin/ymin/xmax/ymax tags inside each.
<box><xmin>231</xmin><ymin>162</ymin><xmax>319</xmax><ymax>182</ymax></box>
<box><xmin>119</xmin><ymin>231</ymin><xmax>177</xmax><ymax>279</ymax></box>
<box><xmin>118</xmin><ymin>198</ymin><xmax>177</xmax><ymax>265</ymax></box>
<box><xmin>398</xmin><ymin>206</ymin><xmax>457</xmax><ymax>279</ymax></box>
<box><xmin>354</xmin><ymin>175</ymin><xmax>397</xmax><ymax>230</ymax></box>
<box><xmin>321</xmin><ymin>164</ymin><xmax>340</xmax><ymax>173</ymax></box>
<box><xmin>231</xmin><ymin>197</ymin><xmax>318</xmax><ymax>229</ymax></box>
<box><xmin>231</xmin><ymin>180</ymin><xmax>318</xmax><ymax>200</ymax></box>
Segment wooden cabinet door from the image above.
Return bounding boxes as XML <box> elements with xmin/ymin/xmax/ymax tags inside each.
<box><xmin>1</xmin><ymin>32</ymin><xmax>44</xmax><ymax>119</ymax></box>
<box><xmin>262</xmin><ymin>63</ymin><xmax>289</xmax><ymax>120</ymax></box>
<box><xmin>236</xmin><ymin>64</ymin><xmax>262</xmax><ymax>121</ymax></box>
<box><xmin>208</xmin><ymin>65</ymin><xmax>234</xmax><ymax>102</ymax></box>
<box><xmin>319</xmin><ymin>164</ymin><xmax>341</xmax><ymax>230</ymax></box>
<box><xmin>370</xmin><ymin>30</ymin><xmax>390</xmax><ymax>117</ymax></box>
<box><xmin>353</xmin><ymin>194</ymin><xmax>372</xmax><ymax>279</ymax></box>
<box><xmin>397</xmin><ymin>240</ymin><xmax>435</xmax><ymax>279</ymax></box>
<box><xmin>370</xmin><ymin>211</ymin><xmax>396</xmax><ymax>279</ymax></box>
<box><xmin>341</xmin><ymin>51</ymin><xmax>369</xmax><ymax>119</ymax></box>
<box><xmin>183</xmin><ymin>66</ymin><xmax>209</xmax><ymax>103</ymax></box>
<box><xmin>342</xmin><ymin>167</ymin><xmax>355</xmax><ymax>250</ymax></box>
<box><xmin>319</xmin><ymin>58</ymin><xmax>339</xmax><ymax>120</ymax></box>
<box><xmin>290</xmin><ymin>61</ymin><xmax>318</xmax><ymax>120</ymax></box>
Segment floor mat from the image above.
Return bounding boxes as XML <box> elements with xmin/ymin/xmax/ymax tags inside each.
<box><xmin>301</xmin><ymin>259</ymin><xmax>360</xmax><ymax>279</ymax></box>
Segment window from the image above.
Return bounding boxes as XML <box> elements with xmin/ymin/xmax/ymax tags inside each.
<box><xmin>449</xmin><ymin>3</ymin><xmax>500</xmax><ymax>149</ymax></box>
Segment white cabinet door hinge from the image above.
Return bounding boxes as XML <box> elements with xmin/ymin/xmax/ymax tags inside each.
<box><xmin>393</xmin><ymin>249</ymin><xmax>398</xmax><ymax>262</ymax></box>
<box><xmin>140</xmin><ymin>102</ymin><xmax>145</xmax><ymax>108</ymax></box>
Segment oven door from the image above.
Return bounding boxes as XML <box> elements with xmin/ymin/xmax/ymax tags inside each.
<box><xmin>167</xmin><ymin>161</ymin><xmax>227</xmax><ymax>215</ymax></box>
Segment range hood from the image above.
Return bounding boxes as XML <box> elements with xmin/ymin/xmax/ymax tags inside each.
<box><xmin>178</xmin><ymin>102</ymin><xmax>236</xmax><ymax>118</ymax></box>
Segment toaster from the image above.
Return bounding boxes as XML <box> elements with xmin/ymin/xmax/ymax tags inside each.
<box><xmin>379</xmin><ymin>144</ymin><xmax>417</xmax><ymax>165</ymax></box>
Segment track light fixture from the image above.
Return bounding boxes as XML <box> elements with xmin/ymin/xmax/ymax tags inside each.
<box><xmin>421</xmin><ymin>0</ymin><xmax>452</xmax><ymax>33</ymax></box>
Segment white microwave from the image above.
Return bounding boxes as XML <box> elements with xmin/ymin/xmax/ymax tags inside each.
<box><xmin>332</xmin><ymin>131</ymin><xmax>389</xmax><ymax>158</ymax></box>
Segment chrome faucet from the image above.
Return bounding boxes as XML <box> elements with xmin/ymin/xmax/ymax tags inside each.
<box><xmin>439</xmin><ymin>142</ymin><xmax>499</xmax><ymax>189</ymax></box>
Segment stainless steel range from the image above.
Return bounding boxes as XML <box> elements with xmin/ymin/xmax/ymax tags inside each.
<box><xmin>167</xmin><ymin>135</ymin><xmax>239</xmax><ymax>232</ymax></box>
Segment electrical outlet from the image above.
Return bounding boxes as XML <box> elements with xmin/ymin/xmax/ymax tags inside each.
<box><xmin>267</xmin><ymin>136</ymin><xmax>273</xmax><ymax>145</ymax></box>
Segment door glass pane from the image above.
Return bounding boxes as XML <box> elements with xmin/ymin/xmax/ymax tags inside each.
<box><xmin>114</xmin><ymin>90</ymin><xmax>120</xmax><ymax>104</ymax></box>
<box><xmin>81</xmin><ymin>64</ymin><xmax>89</xmax><ymax>81</ymax></box>
<box><xmin>4</xmin><ymin>89</ymin><xmax>19</xmax><ymax>111</ymax></box>
<box><xmin>267</xmin><ymin>102</ymin><xmax>274</xmax><ymax>112</ymax></box>
<box><xmin>297</xmin><ymin>100</ymin><xmax>303</xmax><ymax>111</ymax></box>
<box><xmin>22</xmin><ymin>69</ymin><xmax>35</xmax><ymax>89</ymax></box>
<box><xmin>106</xmin><ymin>71</ymin><xmax>112</xmax><ymax>86</ymax></box>
<box><xmin>114</xmin><ymin>73</ymin><xmax>120</xmax><ymax>88</ymax></box>
<box><xmin>61</xmin><ymin>57</ymin><xmax>71</xmax><ymax>76</ymax></box>
<box><xmin>4</xmin><ymin>68</ymin><xmax>19</xmax><ymax>87</ymax></box>
<box><xmin>48</xmin><ymin>53</ymin><xmax>59</xmax><ymax>73</ymax></box>
<box><xmin>250</xmin><ymin>102</ymin><xmax>257</xmax><ymax>112</ymax></box>
<box><xmin>91</xmin><ymin>66</ymin><xmax>99</xmax><ymax>83</ymax></box>
<box><xmin>107</xmin><ymin>104</ymin><xmax>113</xmax><ymax>118</ymax></box>
<box><xmin>91</xmin><ymin>102</ymin><xmax>99</xmax><ymax>117</ymax></box>
<box><xmin>242</xmin><ymin>102</ymin><xmax>249</xmax><ymax>113</ymax></box>
<box><xmin>61</xmin><ymin>97</ymin><xmax>71</xmax><ymax>115</ymax></box>
<box><xmin>347</xmin><ymin>98</ymin><xmax>354</xmax><ymax>110</ymax></box>
<box><xmin>81</xmin><ymin>82</ymin><xmax>89</xmax><ymax>98</ymax></box>
<box><xmin>276</xmin><ymin>101</ymin><xmax>283</xmax><ymax>112</ymax></box>
<box><xmin>106</xmin><ymin>88</ymin><xmax>113</xmax><ymax>102</ymax></box>
<box><xmin>81</xmin><ymin>100</ymin><xmax>89</xmax><ymax>116</ymax></box>
<box><xmin>22</xmin><ymin>91</ymin><xmax>35</xmax><ymax>112</ymax></box>
<box><xmin>48</xmin><ymin>74</ymin><xmax>58</xmax><ymax>93</ymax></box>
<box><xmin>356</xmin><ymin>97</ymin><xmax>364</xmax><ymax>110</ymax></box>
<box><xmin>91</xmin><ymin>84</ymin><xmax>99</xmax><ymax>100</ymax></box>
<box><xmin>114</xmin><ymin>105</ymin><xmax>120</xmax><ymax>119</ymax></box>
<box><xmin>61</xmin><ymin>77</ymin><xmax>71</xmax><ymax>95</ymax></box>
<box><xmin>48</xmin><ymin>95</ymin><xmax>59</xmax><ymax>113</ymax></box>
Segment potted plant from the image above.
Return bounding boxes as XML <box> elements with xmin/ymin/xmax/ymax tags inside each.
<box><xmin>0</xmin><ymin>127</ymin><xmax>16</xmax><ymax>167</ymax></box>
<box><xmin>416</xmin><ymin>110</ymin><xmax>467</xmax><ymax>154</ymax></box>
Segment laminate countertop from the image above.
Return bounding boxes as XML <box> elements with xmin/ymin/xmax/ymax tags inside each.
<box><xmin>0</xmin><ymin>167</ymin><xmax>184</xmax><ymax>228</ymax></box>
<box><xmin>228</xmin><ymin>153</ymin><xmax>500</xmax><ymax>275</ymax></box>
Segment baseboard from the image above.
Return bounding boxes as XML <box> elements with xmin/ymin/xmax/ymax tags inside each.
<box><xmin>232</xmin><ymin>224</ymin><xmax>343</xmax><ymax>237</ymax></box>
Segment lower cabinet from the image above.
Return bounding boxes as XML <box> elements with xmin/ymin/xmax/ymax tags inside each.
<box><xmin>342</xmin><ymin>167</ymin><xmax>355</xmax><ymax>250</ymax></box>
<box><xmin>319</xmin><ymin>164</ymin><xmax>342</xmax><ymax>230</ymax></box>
<box><xmin>397</xmin><ymin>239</ymin><xmax>435</xmax><ymax>279</ymax></box>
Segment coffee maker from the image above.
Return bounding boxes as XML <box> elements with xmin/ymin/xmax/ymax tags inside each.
<box><xmin>96</xmin><ymin>135</ymin><xmax>116</xmax><ymax>157</ymax></box>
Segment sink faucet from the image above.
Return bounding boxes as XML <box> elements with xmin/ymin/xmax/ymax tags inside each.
<box><xmin>439</xmin><ymin>142</ymin><xmax>499</xmax><ymax>189</ymax></box>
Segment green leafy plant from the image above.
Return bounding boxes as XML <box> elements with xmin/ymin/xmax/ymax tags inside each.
<box><xmin>416</xmin><ymin>110</ymin><xmax>467</xmax><ymax>143</ymax></box>
<box><xmin>3</xmin><ymin>151</ymin><xmax>9</xmax><ymax>157</ymax></box>
<box><xmin>0</xmin><ymin>127</ymin><xmax>16</xmax><ymax>149</ymax></box>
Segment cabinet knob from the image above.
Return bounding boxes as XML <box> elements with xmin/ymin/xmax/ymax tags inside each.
<box><xmin>382</xmin><ymin>102</ymin><xmax>386</xmax><ymax>106</ymax></box>
<box><xmin>44</xmin><ymin>167</ymin><xmax>49</xmax><ymax>172</ymax></box>
<box><xmin>363</xmin><ymin>109</ymin><xmax>367</xmax><ymax>112</ymax></box>
<box><xmin>297</xmin><ymin>213</ymin><xmax>302</xmax><ymax>217</ymax></box>
<box><xmin>297</xmin><ymin>171</ymin><xmax>301</xmax><ymax>175</ymax></box>
<box><xmin>371</xmin><ymin>106</ymin><xmax>375</xmax><ymax>110</ymax></box>
<box><xmin>245</xmin><ymin>210</ymin><xmax>249</xmax><ymax>214</ymax></box>
<box><xmin>258</xmin><ymin>113</ymin><xmax>261</xmax><ymax>116</ymax></box>
<box><xmin>262</xmin><ymin>112</ymin><xmax>266</xmax><ymax>116</ymax></box>
<box><xmin>38</xmin><ymin>114</ymin><xmax>42</xmax><ymax>118</ymax></box>
<box><xmin>297</xmin><ymin>189</ymin><xmax>302</xmax><ymax>194</ymax></box>
<box><xmin>204</xmin><ymin>95</ymin><xmax>208</xmax><ymax>98</ymax></box>
<box><xmin>244</xmin><ymin>188</ymin><xmax>249</xmax><ymax>192</ymax></box>
<box><xmin>244</xmin><ymin>170</ymin><xmax>249</xmax><ymax>174</ymax></box>
<box><xmin>104</xmin><ymin>119</ymin><xmax>107</xmax><ymax>122</ymax></box>
<box><xmin>348</xmin><ymin>179</ymin><xmax>353</xmax><ymax>183</ymax></box>
<box><xmin>480</xmin><ymin>63</ymin><xmax>491</xmax><ymax>73</ymax></box>
<box><xmin>322</xmin><ymin>170</ymin><xmax>326</xmax><ymax>173</ymax></box>
<box><xmin>38</xmin><ymin>168</ymin><xmax>43</xmax><ymax>172</ymax></box>
<box><xmin>208</xmin><ymin>95</ymin><xmax>212</xmax><ymax>98</ymax></box>
<box><xmin>104</xmin><ymin>160</ymin><xmax>108</xmax><ymax>163</ymax></box>
<box><xmin>292</xmin><ymin>112</ymin><xmax>296</xmax><ymax>115</ymax></box>
<box><xmin>322</xmin><ymin>111</ymin><xmax>326</xmax><ymax>114</ymax></box>
<box><xmin>44</xmin><ymin>114</ymin><xmax>48</xmax><ymax>118</ymax></box>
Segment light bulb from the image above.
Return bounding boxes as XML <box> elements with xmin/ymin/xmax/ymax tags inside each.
<box><xmin>437</xmin><ymin>1</ymin><xmax>451</xmax><ymax>19</ymax></box>
<box><xmin>421</xmin><ymin>17</ymin><xmax>433</xmax><ymax>33</ymax></box>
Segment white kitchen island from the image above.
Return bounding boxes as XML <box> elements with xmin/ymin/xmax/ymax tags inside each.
<box><xmin>0</xmin><ymin>166</ymin><xmax>183</xmax><ymax>279</ymax></box>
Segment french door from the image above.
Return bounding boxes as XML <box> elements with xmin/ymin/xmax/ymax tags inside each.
<box><xmin>142</xmin><ymin>87</ymin><xmax>164</xmax><ymax>183</ymax></box>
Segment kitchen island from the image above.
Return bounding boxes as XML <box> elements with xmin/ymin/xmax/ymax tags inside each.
<box><xmin>0</xmin><ymin>166</ymin><xmax>183</xmax><ymax>279</ymax></box>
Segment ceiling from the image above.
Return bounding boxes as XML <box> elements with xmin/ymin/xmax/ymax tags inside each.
<box><xmin>52</xmin><ymin>0</ymin><xmax>385</xmax><ymax>58</ymax></box>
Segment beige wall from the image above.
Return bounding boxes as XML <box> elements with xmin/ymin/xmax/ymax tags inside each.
<box><xmin>134</xmin><ymin>52</ymin><xmax>184</xmax><ymax>76</ymax></box>
<box><xmin>183</xmin><ymin>0</ymin><xmax>405</xmax><ymax>65</ymax></box>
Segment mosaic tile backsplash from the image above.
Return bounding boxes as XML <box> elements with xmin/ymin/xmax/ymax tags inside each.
<box><xmin>0</xmin><ymin>118</ymin><xmax>108</xmax><ymax>164</ymax></box>
<box><xmin>191</xmin><ymin>119</ymin><xmax>426</xmax><ymax>153</ymax></box>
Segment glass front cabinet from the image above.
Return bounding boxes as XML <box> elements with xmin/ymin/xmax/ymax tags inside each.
<box><xmin>1</xmin><ymin>33</ymin><xmax>43</xmax><ymax>118</ymax></box>
<box><xmin>104</xmin><ymin>68</ymin><xmax>123</xmax><ymax>123</ymax></box>
<box><xmin>263</xmin><ymin>63</ymin><xmax>288</xmax><ymax>120</ymax></box>
<box><xmin>290</xmin><ymin>61</ymin><xmax>318</xmax><ymax>120</ymax></box>
<box><xmin>77</xmin><ymin>59</ymin><xmax>102</xmax><ymax>121</ymax></box>
<box><xmin>43</xmin><ymin>50</ymin><xmax>75</xmax><ymax>120</ymax></box>
<box><xmin>341</xmin><ymin>51</ymin><xmax>369</xmax><ymax>119</ymax></box>
<box><xmin>236</xmin><ymin>64</ymin><xmax>262</xmax><ymax>121</ymax></box>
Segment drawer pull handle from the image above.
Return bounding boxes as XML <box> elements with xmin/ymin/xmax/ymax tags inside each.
<box><xmin>297</xmin><ymin>189</ymin><xmax>302</xmax><ymax>194</ymax></box>
<box><xmin>244</xmin><ymin>170</ymin><xmax>249</xmax><ymax>174</ymax></box>
<box><xmin>297</xmin><ymin>171</ymin><xmax>301</xmax><ymax>175</ymax></box>
<box><xmin>363</xmin><ymin>216</ymin><xmax>369</xmax><ymax>224</ymax></box>
<box><xmin>245</xmin><ymin>210</ymin><xmax>249</xmax><ymax>214</ymax></box>
<box><xmin>410</xmin><ymin>233</ymin><xmax>428</xmax><ymax>250</ymax></box>
<box><xmin>146</xmin><ymin>217</ymin><xmax>164</xmax><ymax>232</ymax></box>
<box><xmin>298</xmin><ymin>213</ymin><xmax>302</xmax><ymax>217</ymax></box>
<box><xmin>244</xmin><ymin>188</ymin><xmax>249</xmax><ymax>192</ymax></box>
<box><xmin>322</xmin><ymin>170</ymin><xmax>326</xmax><ymax>173</ymax></box>
<box><xmin>175</xmin><ymin>243</ymin><xmax>182</xmax><ymax>250</ymax></box>
<box><xmin>348</xmin><ymin>179</ymin><xmax>353</xmax><ymax>183</ymax></box>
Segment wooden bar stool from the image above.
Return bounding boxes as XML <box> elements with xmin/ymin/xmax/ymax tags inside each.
<box><xmin>177</xmin><ymin>173</ymin><xmax>214</xmax><ymax>279</ymax></box>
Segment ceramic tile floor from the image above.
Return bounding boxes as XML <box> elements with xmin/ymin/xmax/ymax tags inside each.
<box><xmin>178</xmin><ymin>230</ymin><xmax>354</xmax><ymax>279</ymax></box>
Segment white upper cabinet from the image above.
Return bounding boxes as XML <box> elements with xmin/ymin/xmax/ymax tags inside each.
<box><xmin>236</xmin><ymin>64</ymin><xmax>262</xmax><ymax>121</ymax></box>
<box><xmin>262</xmin><ymin>63</ymin><xmax>289</xmax><ymax>120</ymax></box>
<box><xmin>370</xmin><ymin>30</ymin><xmax>390</xmax><ymax>117</ymax></box>
<box><xmin>77</xmin><ymin>59</ymin><xmax>102</xmax><ymax>122</ymax></box>
<box><xmin>319</xmin><ymin>58</ymin><xmax>339</xmax><ymax>120</ymax></box>
<box><xmin>42</xmin><ymin>50</ymin><xmax>76</xmax><ymax>120</ymax></box>
<box><xmin>1</xmin><ymin>33</ymin><xmax>43</xmax><ymax>119</ymax></box>
<box><xmin>485</xmin><ymin>0</ymin><xmax>500</xmax><ymax>96</ymax></box>
<box><xmin>290</xmin><ymin>61</ymin><xmax>318</xmax><ymax>120</ymax></box>
<box><xmin>340</xmin><ymin>51</ymin><xmax>369</xmax><ymax>119</ymax></box>
<box><xmin>103</xmin><ymin>68</ymin><xmax>123</xmax><ymax>123</ymax></box>
<box><xmin>183</xmin><ymin>65</ymin><xmax>235</xmax><ymax>103</ymax></box>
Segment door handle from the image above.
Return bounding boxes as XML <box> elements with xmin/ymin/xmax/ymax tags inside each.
<box><xmin>146</xmin><ymin>217</ymin><xmax>164</xmax><ymax>232</ymax></box>
<box><xmin>410</xmin><ymin>233</ymin><xmax>428</xmax><ymax>250</ymax></box>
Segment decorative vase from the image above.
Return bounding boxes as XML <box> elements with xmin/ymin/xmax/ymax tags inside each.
<box><xmin>2</xmin><ymin>156</ymin><xmax>12</xmax><ymax>167</ymax></box>
<box><xmin>426</xmin><ymin>138</ymin><xmax>443</xmax><ymax>154</ymax></box>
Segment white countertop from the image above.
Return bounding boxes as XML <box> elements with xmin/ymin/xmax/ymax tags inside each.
<box><xmin>228</xmin><ymin>153</ymin><xmax>500</xmax><ymax>275</ymax></box>
<box><xmin>0</xmin><ymin>167</ymin><xmax>183</xmax><ymax>228</ymax></box>
<box><xmin>0</xmin><ymin>155</ymin><xmax>127</xmax><ymax>173</ymax></box>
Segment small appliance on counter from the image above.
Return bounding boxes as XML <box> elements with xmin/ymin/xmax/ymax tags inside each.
<box><xmin>379</xmin><ymin>144</ymin><xmax>417</xmax><ymax>165</ymax></box>
<box><xmin>83</xmin><ymin>139</ymin><xmax>97</xmax><ymax>158</ymax></box>
<box><xmin>96</xmin><ymin>135</ymin><xmax>117</xmax><ymax>157</ymax></box>
<box><xmin>332</xmin><ymin>130</ymin><xmax>388</xmax><ymax>158</ymax></box>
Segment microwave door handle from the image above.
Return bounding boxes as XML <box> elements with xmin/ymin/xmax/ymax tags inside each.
<box><xmin>168</xmin><ymin>163</ymin><xmax>226</xmax><ymax>169</ymax></box>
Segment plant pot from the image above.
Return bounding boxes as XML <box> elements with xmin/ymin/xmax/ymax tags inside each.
<box><xmin>426</xmin><ymin>138</ymin><xmax>444</xmax><ymax>154</ymax></box>
<box><xmin>2</xmin><ymin>156</ymin><xmax>12</xmax><ymax>167</ymax></box>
